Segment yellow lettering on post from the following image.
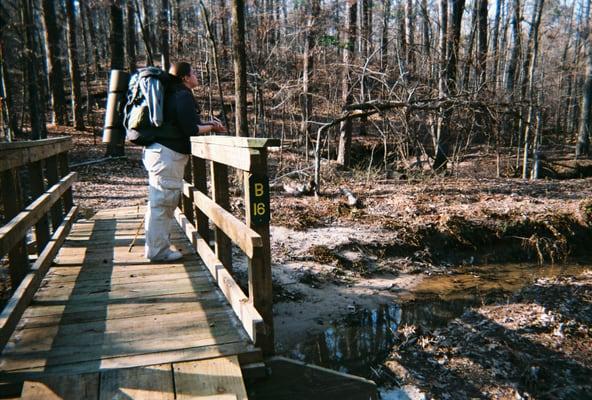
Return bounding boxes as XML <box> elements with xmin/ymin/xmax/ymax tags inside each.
<box><xmin>255</xmin><ymin>183</ymin><xmax>264</xmax><ymax>197</ymax></box>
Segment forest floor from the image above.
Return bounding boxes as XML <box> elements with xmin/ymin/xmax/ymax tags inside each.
<box><xmin>54</xmin><ymin>131</ymin><xmax>592</xmax><ymax>399</ymax></box>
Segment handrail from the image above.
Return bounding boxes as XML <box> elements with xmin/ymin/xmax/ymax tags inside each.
<box><xmin>0</xmin><ymin>137</ymin><xmax>78</xmax><ymax>350</ymax></box>
<box><xmin>176</xmin><ymin>135</ymin><xmax>279</xmax><ymax>356</ymax></box>
<box><xmin>0</xmin><ymin>137</ymin><xmax>72</xmax><ymax>172</ymax></box>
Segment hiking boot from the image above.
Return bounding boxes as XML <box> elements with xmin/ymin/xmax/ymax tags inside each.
<box><xmin>150</xmin><ymin>250</ymin><xmax>183</xmax><ymax>262</ymax></box>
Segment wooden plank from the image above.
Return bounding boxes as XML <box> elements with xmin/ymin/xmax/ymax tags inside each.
<box><xmin>175</xmin><ymin>210</ymin><xmax>263</xmax><ymax>343</ymax></box>
<box><xmin>28</xmin><ymin>161</ymin><xmax>50</xmax><ymax>254</ymax></box>
<box><xmin>0</xmin><ymin>341</ymin><xmax>260</xmax><ymax>381</ymax></box>
<box><xmin>47</xmin><ymin>260</ymin><xmax>204</xmax><ymax>277</ymax></box>
<box><xmin>25</xmin><ymin>291</ymin><xmax>220</xmax><ymax>320</ymax></box>
<box><xmin>33</xmin><ymin>276</ymin><xmax>213</xmax><ymax>303</ymax></box>
<box><xmin>35</xmin><ymin>269</ymin><xmax>211</xmax><ymax>294</ymax></box>
<box><xmin>0</xmin><ymin>172</ymin><xmax>77</xmax><ymax>256</ymax></box>
<box><xmin>99</xmin><ymin>364</ymin><xmax>174</xmax><ymax>400</ymax></box>
<box><xmin>244</xmin><ymin>164</ymin><xmax>274</xmax><ymax>355</ymax></box>
<box><xmin>0</xmin><ymin>206</ymin><xmax>78</xmax><ymax>351</ymax></box>
<box><xmin>190</xmin><ymin>186</ymin><xmax>262</xmax><ymax>258</ymax></box>
<box><xmin>211</xmin><ymin>161</ymin><xmax>233</xmax><ymax>272</ymax></box>
<box><xmin>173</xmin><ymin>356</ymin><xmax>247</xmax><ymax>400</ymax></box>
<box><xmin>0</xmin><ymin>169</ymin><xmax>29</xmax><ymax>288</ymax></box>
<box><xmin>1</xmin><ymin>330</ymin><xmax>243</xmax><ymax>374</ymax></box>
<box><xmin>21</xmin><ymin>294</ymin><xmax>227</xmax><ymax>329</ymax></box>
<box><xmin>45</xmin><ymin>264</ymin><xmax>207</xmax><ymax>283</ymax></box>
<box><xmin>0</xmin><ymin>137</ymin><xmax>72</xmax><ymax>172</ymax></box>
<box><xmin>21</xmin><ymin>373</ymin><xmax>99</xmax><ymax>400</ymax></box>
<box><xmin>190</xmin><ymin>141</ymin><xmax>262</xmax><ymax>172</ymax></box>
<box><xmin>191</xmin><ymin>136</ymin><xmax>280</xmax><ymax>149</ymax></box>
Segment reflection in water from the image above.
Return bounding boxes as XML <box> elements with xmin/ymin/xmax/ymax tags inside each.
<box><xmin>286</xmin><ymin>263</ymin><xmax>588</xmax><ymax>378</ymax></box>
<box><xmin>289</xmin><ymin>304</ymin><xmax>401</xmax><ymax>377</ymax></box>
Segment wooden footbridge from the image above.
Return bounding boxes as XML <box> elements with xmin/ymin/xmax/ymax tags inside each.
<box><xmin>0</xmin><ymin>136</ymin><xmax>278</xmax><ymax>399</ymax></box>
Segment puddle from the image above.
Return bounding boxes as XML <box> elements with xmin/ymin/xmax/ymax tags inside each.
<box><xmin>283</xmin><ymin>262</ymin><xmax>589</xmax><ymax>379</ymax></box>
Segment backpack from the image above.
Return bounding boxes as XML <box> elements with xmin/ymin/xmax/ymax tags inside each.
<box><xmin>123</xmin><ymin>67</ymin><xmax>170</xmax><ymax>146</ymax></box>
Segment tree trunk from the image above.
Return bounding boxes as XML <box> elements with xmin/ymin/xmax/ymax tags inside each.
<box><xmin>21</xmin><ymin>0</ymin><xmax>46</xmax><ymax>138</ymax></box>
<box><xmin>109</xmin><ymin>3</ymin><xmax>125</xmax><ymax>70</ymax></box>
<box><xmin>421</xmin><ymin>0</ymin><xmax>431</xmax><ymax>65</ymax></box>
<box><xmin>381</xmin><ymin>0</ymin><xmax>390</xmax><ymax>70</ymax></box>
<box><xmin>41</xmin><ymin>0</ymin><xmax>68</xmax><ymax>125</ymax></box>
<box><xmin>160</xmin><ymin>0</ymin><xmax>170</xmax><ymax>70</ymax></box>
<box><xmin>505</xmin><ymin>0</ymin><xmax>521</xmax><ymax>94</ymax></box>
<box><xmin>405</xmin><ymin>0</ymin><xmax>415</xmax><ymax>70</ymax></box>
<box><xmin>433</xmin><ymin>0</ymin><xmax>464</xmax><ymax>171</ymax></box>
<box><xmin>337</xmin><ymin>0</ymin><xmax>357</xmax><ymax>167</ymax></box>
<box><xmin>65</xmin><ymin>0</ymin><xmax>84</xmax><ymax>130</ymax></box>
<box><xmin>199</xmin><ymin>0</ymin><xmax>229</xmax><ymax>129</ymax></box>
<box><xmin>461</xmin><ymin>2</ymin><xmax>478</xmax><ymax>92</ymax></box>
<box><xmin>520</xmin><ymin>0</ymin><xmax>544</xmax><ymax>178</ymax></box>
<box><xmin>82</xmin><ymin>2</ymin><xmax>102</xmax><ymax>76</ymax></box>
<box><xmin>127</xmin><ymin>1</ymin><xmax>137</xmax><ymax>71</ymax></box>
<box><xmin>433</xmin><ymin>0</ymin><xmax>448</xmax><ymax>171</ymax></box>
<box><xmin>0</xmin><ymin>31</ymin><xmax>17</xmax><ymax>139</ymax></box>
<box><xmin>300</xmin><ymin>0</ymin><xmax>321</xmax><ymax>159</ymax></box>
<box><xmin>476</xmin><ymin>0</ymin><xmax>487</xmax><ymax>89</ymax></box>
<box><xmin>490</xmin><ymin>0</ymin><xmax>501</xmax><ymax>90</ymax></box>
<box><xmin>576</xmin><ymin>22</ymin><xmax>592</xmax><ymax>157</ymax></box>
<box><xmin>232</xmin><ymin>0</ymin><xmax>248</xmax><ymax>137</ymax></box>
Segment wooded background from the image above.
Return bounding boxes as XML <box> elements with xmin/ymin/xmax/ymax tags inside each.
<box><xmin>0</xmin><ymin>0</ymin><xmax>590</xmax><ymax>176</ymax></box>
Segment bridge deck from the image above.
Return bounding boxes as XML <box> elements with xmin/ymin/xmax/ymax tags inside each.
<box><xmin>0</xmin><ymin>206</ymin><xmax>259</xmax><ymax>383</ymax></box>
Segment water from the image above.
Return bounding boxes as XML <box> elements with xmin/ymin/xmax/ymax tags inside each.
<box><xmin>284</xmin><ymin>262</ymin><xmax>589</xmax><ymax>379</ymax></box>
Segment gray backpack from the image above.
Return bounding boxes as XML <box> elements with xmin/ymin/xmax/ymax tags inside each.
<box><xmin>123</xmin><ymin>67</ymin><xmax>170</xmax><ymax>145</ymax></box>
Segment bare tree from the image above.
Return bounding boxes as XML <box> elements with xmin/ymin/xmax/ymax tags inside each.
<box><xmin>65</xmin><ymin>0</ymin><xmax>84</xmax><ymax>130</ymax></box>
<box><xmin>160</xmin><ymin>0</ymin><xmax>170</xmax><ymax>70</ymax></box>
<box><xmin>300</xmin><ymin>0</ymin><xmax>321</xmax><ymax>159</ymax></box>
<box><xmin>337</xmin><ymin>0</ymin><xmax>358</xmax><ymax>166</ymax></box>
<box><xmin>42</xmin><ymin>0</ymin><xmax>67</xmax><ymax>125</ymax></box>
<box><xmin>21</xmin><ymin>0</ymin><xmax>47</xmax><ymax>138</ymax></box>
<box><xmin>576</xmin><ymin>1</ymin><xmax>592</xmax><ymax>158</ymax></box>
<box><xmin>127</xmin><ymin>1</ymin><xmax>137</xmax><ymax>71</ymax></box>
<box><xmin>232</xmin><ymin>0</ymin><xmax>248</xmax><ymax>137</ymax></box>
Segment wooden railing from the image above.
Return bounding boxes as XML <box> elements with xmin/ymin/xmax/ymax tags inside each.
<box><xmin>175</xmin><ymin>136</ymin><xmax>279</xmax><ymax>356</ymax></box>
<box><xmin>0</xmin><ymin>137</ymin><xmax>78</xmax><ymax>349</ymax></box>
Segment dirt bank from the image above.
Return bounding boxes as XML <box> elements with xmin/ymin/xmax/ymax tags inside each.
<box><xmin>379</xmin><ymin>272</ymin><xmax>592</xmax><ymax>399</ymax></box>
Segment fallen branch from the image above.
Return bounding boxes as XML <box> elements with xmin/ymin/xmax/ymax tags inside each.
<box><xmin>70</xmin><ymin>156</ymin><xmax>126</xmax><ymax>168</ymax></box>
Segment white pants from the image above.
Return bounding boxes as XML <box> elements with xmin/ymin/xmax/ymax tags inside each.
<box><xmin>142</xmin><ymin>143</ymin><xmax>189</xmax><ymax>260</ymax></box>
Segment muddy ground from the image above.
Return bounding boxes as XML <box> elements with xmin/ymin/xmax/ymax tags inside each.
<box><xmin>55</xmin><ymin>133</ymin><xmax>592</xmax><ymax>399</ymax></box>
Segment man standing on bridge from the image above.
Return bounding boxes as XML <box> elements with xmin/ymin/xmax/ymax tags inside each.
<box><xmin>143</xmin><ymin>62</ymin><xmax>226</xmax><ymax>262</ymax></box>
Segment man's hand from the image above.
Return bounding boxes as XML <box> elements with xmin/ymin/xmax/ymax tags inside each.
<box><xmin>208</xmin><ymin>117</ymin><xmax>227</xmax><ymax>133</ymax></box>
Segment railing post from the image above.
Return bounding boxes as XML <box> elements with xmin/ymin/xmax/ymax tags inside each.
<box><xmin>192</xmin><ymin>156</ymin><xmax>210</xmax><ymax>243</ymax></box>
<box><xmin>243</xmin><ymin>148</ymin><xmax>274</xmax><ymax>355</ymax></box>
<box><xmin>182</xmin><ymin>160</ymin><xmax>195</xmax><ymax>225</ymax></box>
<box><xmin>211</xmin><ymin>161</ymin><xmax>232</xmax><ymax>272</ymax></box>
<box><xmin>45</xmin><ymin>155</ymin><xmax>63</xmax><ymax>230</ymax></box>
<box><xmin>0</xmin><ymin>170</ymin><xmax>29</xmax><ymax>287</ymax></box>
<box><xmin>58</xmin><ymin>152</ymin><xmax>73</xmax><ymax>212</ymax></box>
<box><xmin>28</xmin><ymin>161</ymin><xmax>50</xmax><ymax>253</ymax></box>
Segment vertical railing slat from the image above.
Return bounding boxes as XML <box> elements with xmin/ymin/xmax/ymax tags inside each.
<box><xmin>45</xmin><ymin>155</ymin><xmax>63</xmax><ymax>230</ymax></box>
<box><xmin>58</xmin><ymin>152</ymin><xmax>73</xmax><ymax>212</ymax></box>
<box><xmin>28</xmin><ymin>161</ymin><xmax>50</xmax><ymax>253</ymax></box>
<box><xmin>192</xmin><ymin>156</ymin><xmax>210</xmax><ymax>243</ymax></box>
<box><xmin>211</xmin><ymin>161</ymin><xmax>232</xmax><ymax>272</ymax></box>
<box><xmin>0</xmin><ymin>170</ymin><xmax>30</xmax><ymax>287</ymax></box>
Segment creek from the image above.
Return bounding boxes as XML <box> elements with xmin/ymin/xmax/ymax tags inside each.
<box><xmin>283</xmin><ymin>262</ymin><xmax>589</xmax><ymax>379</ymax></box>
